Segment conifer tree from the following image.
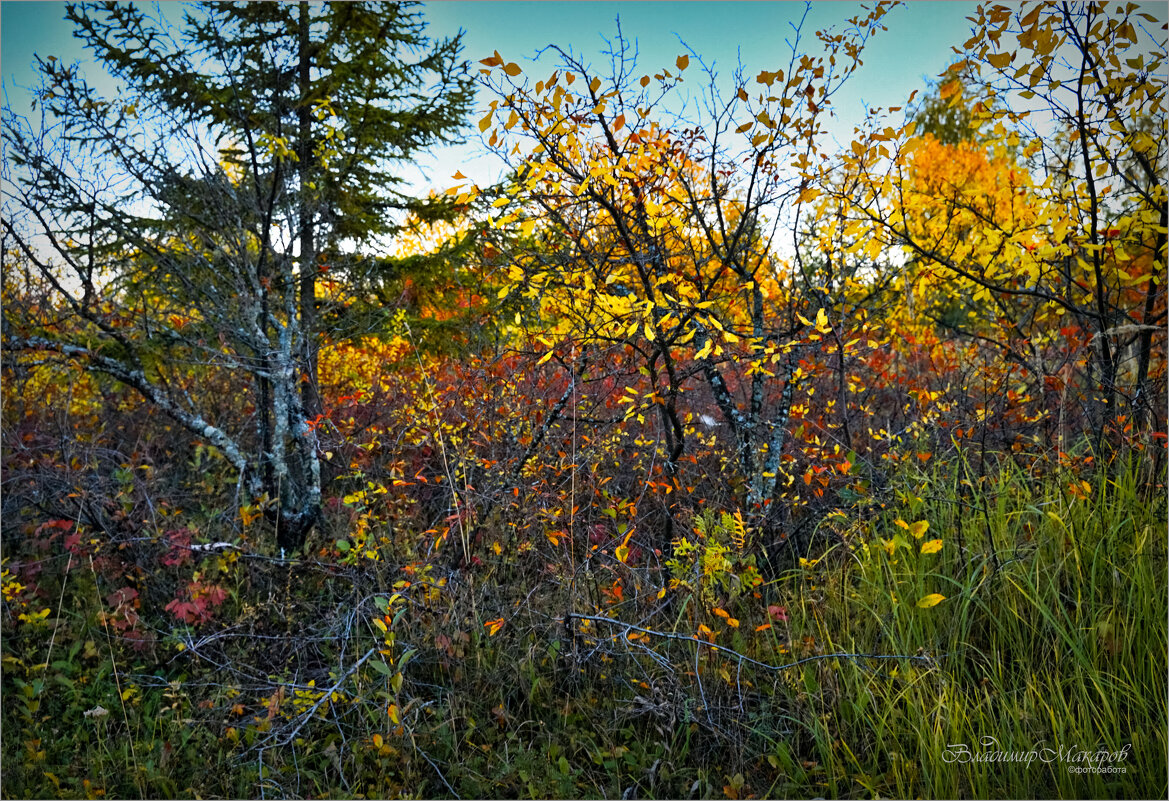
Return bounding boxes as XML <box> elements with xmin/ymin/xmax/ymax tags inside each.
<box><xmin>2</xmin><ymin>1</ymin><xmax>473</xmax><ymax>549</ymax></box>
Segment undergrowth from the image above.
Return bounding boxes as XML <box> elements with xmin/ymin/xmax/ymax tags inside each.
<box><xmin>2</xmin><ymin>453</ymin><xmax>1165</xmax><ymax>799</ymax></box>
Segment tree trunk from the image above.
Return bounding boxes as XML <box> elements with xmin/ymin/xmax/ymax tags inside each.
<box><xmin>298</xmin><ymin>1</ymin><xmax>322</xmax><ymax>421</ymax></box>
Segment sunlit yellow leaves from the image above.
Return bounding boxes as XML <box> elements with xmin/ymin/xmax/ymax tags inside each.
<box><xmin>676</xmin><ymin>55</ymin><xmax>689</xmax><ymax>71</ymax></box>
<box><xmin>387</xmin><ymin>703</ymin><xmax>400</xmax><ymax>724</ymax></box>
<box><xmin>502</xmin><ymin>62</ymin><xmax>522</xmax><ymax>77</ymax></box>
<box><xmin>920</xmin><ymin>539</ymin><xmax>943</xmax><ymax>555</ymax></box>
<box><xmin>797</xmin><ymin>187</ymin><xmax>821</xmax><ymax>204</ymax></box>
<box><xmin>916</xmin><ymin>593</ymin><xmax>946</xmax><ymax>609</ymax></box>
<box><xmin>589</xmin><ymin>77</ymin><xmax>601</xmax><ymax>94</ymax></box>
<box><xmin>484</xmin><ymin>618</ymin><xmax>505</xmax><ymax>636</ymax></box>
<box><xmin>814</xmin><ymin>307</ymin><xmax>830</xmax><ymax>334</ymax></box>
<box><xmin>480</xmin><ymin>51</ymin><xmax>503</xmax><ymax>67</ymax></box>
<box><xmin>478</xmin><ymin>113</ymin><xmax>493</xmax><ymax>132</ymax></box>
<box><xmin>895</xmin><ymin>519</ymin><xmax>929</xmax><ymax>538</ymax></box>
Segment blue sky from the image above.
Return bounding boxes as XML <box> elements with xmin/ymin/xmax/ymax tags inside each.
<box><xmin>2</xmin><ymin>1</ymin><xmax>979</xmax><ymax>189</ymax></box>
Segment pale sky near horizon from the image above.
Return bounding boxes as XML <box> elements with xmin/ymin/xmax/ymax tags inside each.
<box><xmin>0</xmin><ymin>1</ymin><xmax>981</xmax><ymax>192</ymax></box>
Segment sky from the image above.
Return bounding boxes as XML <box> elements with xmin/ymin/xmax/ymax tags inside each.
<box><xmin>1</xmin><ymin>1</ymin><xmax>979</xmax><ymax>191</ymax></box>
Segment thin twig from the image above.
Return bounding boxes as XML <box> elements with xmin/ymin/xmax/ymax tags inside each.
<box><xmin>414</xmin><ymin>741</ymin><xmax>460</xmax><ymax>799</ymax></box>
<box><xmin>565</xmin><ymin>613</ymin><xmax>934</xmax><ymax>672</ymax></box>
<box><xmin>258</xmin><ymin>646</ymin><xmax>378</xmax><ymax>749</ymax></box>
<box><xmin>89</xmin><ymin>554</ymin><xmax>142</xmax><ymax>798</ymax></box>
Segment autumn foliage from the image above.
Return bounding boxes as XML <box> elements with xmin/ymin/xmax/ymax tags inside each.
<box><xmin>2</xmin><ymin>2</ymin><xmax>1166</xmax><ymax>798</ymax></box>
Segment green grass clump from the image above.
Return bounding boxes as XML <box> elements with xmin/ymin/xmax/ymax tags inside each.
<box><xmin>773</xmin><ymin>455</ymin><xmax>1167</xmax><ymax>799</ymax></box>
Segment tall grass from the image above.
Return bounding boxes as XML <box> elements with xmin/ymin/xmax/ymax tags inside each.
<box><xmin>777</xmin><ymin>454</ymin><xmax>1167</xmax><ymax>798</ymax></box>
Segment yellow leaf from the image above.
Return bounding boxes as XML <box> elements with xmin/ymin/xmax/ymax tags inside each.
<box><xmin>503</xmin><ymin>62</ymin><xmax>522</xmax><ymax>77</ymax></box>
<box><xmin>478</xmin><ymin>113</ymin><xmax>493</xmax><ymax>132</ymax></box>
<box><xmin>920</xmin><ymin>539</ymin><xmax>943</xmax><ymax>555</ymax></box>
<box><xmin>537</xmin><ymin>349</ymin><xmax>555</xmax><ymax>366</ymax></box>
<box><xmin>987</xmin><ymin>51</ymin><xmax>1013</xmax><ymax>69</ymax></box>
<box><xmin>713</xmin><ymin>607</ymin><xmax>730</xmax><ymax>619</ymax></box>
<box><xmin>452</xmin><ymin>170</ymin><xmax>468</xmax><ymax>180</ymax></box>
<box><xmin>909</xmin><ymin>520</ymin><xmax>929</xmax><ymax>539</ymax></box>
<box><xmin>485</xmin><ymin>617</ymin><xmax>505</xmax><ymax>636</ymax></box>
<box><xmin>373</xmin><ymin>733</ymin><xmax>384</xmax><ymax>749</ymax></box>
<box><xmin>388</xmin><ymin>703</ymin><xmax>400</xmax><ymax>724</ymax></box>
<box><xmin>676</xmin><ymin>54</ymin><xmax>690</xmax><ymax>71</ymax></box>
<box><xmin>797</xmin><ymin>187</ymin><xmax>821</xmax><ymax>204</ymax></box>
<box><xmin>726</xmin><ymin>617</ymin><xmax>739</xmax><ymax>628</ymax></box>
<box><xmin>373</xmin><ymin>617</ymin><xmax>388</xmax><ymax>633</ymax></box>
<box><xmin>815</xmin><ymin>307</ymin><xmax>830</xmax><ymax>333</ymax></box>
<box><xmin>615</xmin><ymin>544</ymin><xmax>630</xmax><ymax>563</ymax></box>
<box><xmin>916</xmin><ymin>593</ymin><xmax>946</xmax><ymax>609</ymax></box>
<box><xmin>640</xmin><ymin>75</ymin><xmax>650</xmax><ymax>88</ymax></box>
<box><xmin>589</xmin><ymin>77</ymin><xmax>601</xmax><ymax>94</ymax></box>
